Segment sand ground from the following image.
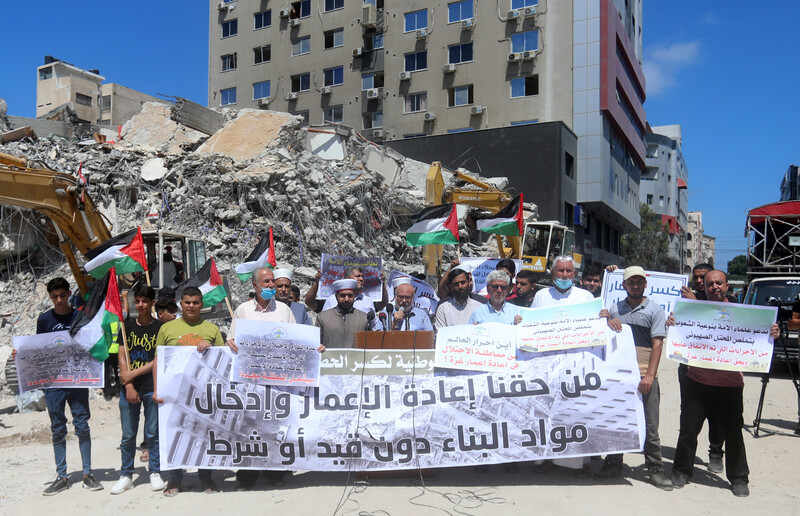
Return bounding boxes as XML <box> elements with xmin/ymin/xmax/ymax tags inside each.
<box><xmin>1</xmin><ymin>358</ymin><xmax>799</xmax><ymax>516</ymax></box>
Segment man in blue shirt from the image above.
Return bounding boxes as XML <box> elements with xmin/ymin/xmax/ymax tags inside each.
<box><xmin>386</xmin><ymin>278</ymin><xmax>433</xmax><ymax>331</ymax></box>
<box><xmin>469</xmin><ymin>270</ymin><xmax>520</xmax><ymax>325</ymax></box>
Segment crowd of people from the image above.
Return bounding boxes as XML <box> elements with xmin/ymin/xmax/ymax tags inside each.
<box><xmin>15</xmin><ymin>258</ymin><xmax>783</xmax><ymax>499</ymax></box>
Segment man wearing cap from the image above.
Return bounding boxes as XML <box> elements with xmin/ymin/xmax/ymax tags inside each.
<box><xmin>435</xmin><ymin>266</ymin><xmax>484</xmax><ymax>329</ymax></box>
<box><xmin>385</xmin><ymin>278</ymin><xmax>433</xmax><ymax>331</ymax></box>
<box><xmin>599</xmin><ymin>266</ymin><xmax>672</xmax><ymax>490</ymax></box>
<box><xmin>273</xmin><ymin>268</ymin><xmax>313</xmax><ymax>325</ymax></box>
<box><xmin>317</xmin><ymin>279</ymin><xmax>375</xmax><ymax>348</ymax></box>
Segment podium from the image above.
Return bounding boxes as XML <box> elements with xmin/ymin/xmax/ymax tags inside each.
<box><xmin>354</xmin><ymin>330</ymin><xmax>434</xmax><ymax>349</ymax></box>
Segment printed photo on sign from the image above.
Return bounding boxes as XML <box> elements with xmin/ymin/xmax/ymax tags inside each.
<box><xmin>317</xmin><ymin>253</ymin><xmax>383</xmax><ymax>300</ymax></box>
<box><xmin>460</xmin><ymin>257</ymin><xmax>523</xmax><ymax>295</ymax></box>
<box><xmin>13</xmin><ymin>331</ymin><xmax>105</xmax><ymax>392</ymax></box>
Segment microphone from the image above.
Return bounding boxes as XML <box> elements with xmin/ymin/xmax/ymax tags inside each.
<box><xmin>378</xmin><ymin>311</ymin><xmax>388</xmax><ymax>332</ymax></box>
<box><xmin>366</xmin><ymin>309</ymin><xmax>376</xmax><ymax>331</ymax></box>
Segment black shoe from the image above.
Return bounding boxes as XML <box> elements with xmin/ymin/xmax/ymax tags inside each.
<box><xmin>671</xmin><ymin>471</ymin><xmax>688</xmax><ymax>489</ymax></box>
<box><xmin>594</xmin><ymin>460</ymin><xmax>622</xmax><ymax>480</ymax></box>
<box><xmin>732</xmin><ymin>480</ymin><xmax>749</xmax><ymax>497</ymax></box>
<box><xmin>708</xmin><ymin>454</ymin><xmax>724</xmax><ymax>473</ymax></box>
<box><xmin>82</xmin><ymin>474</ymin><xmax>103</xmax><ymax>491</ymax></box>
<box><xmin>43</xmin><ymin>477</ymin><xmax>69</xmax><ymax>496</ymax></box>
<box><xmin>648</xmin><ymin>467</ymin><xmax>673</xmax><ymax>491</ymax></box>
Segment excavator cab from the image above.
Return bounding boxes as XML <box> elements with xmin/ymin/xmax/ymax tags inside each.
<box><xmin>520</xmin><ymin>221</ymin><xmax>582</xmax><ymax>274</ymax></box>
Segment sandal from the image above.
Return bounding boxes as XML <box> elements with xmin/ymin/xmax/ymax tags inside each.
<box><xmin>201</xmin><ymin>480</ymin><xmax>219</xmax><ymax>493</ymax></box>
<box><xmin>140</xmin><ymin>449</ymin><xmax>149</xmax><ymax>462</ymax></box>
<box><xmin>163</xmin><ymin>482</ymin><xmax>180</xmax><ymax>497</ymax></box>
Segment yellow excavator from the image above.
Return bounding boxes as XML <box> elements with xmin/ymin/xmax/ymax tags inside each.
<box><xmin>424</xmin><ymin>161</ymin><xmax>582</xmax><ymax>279</ymax></box>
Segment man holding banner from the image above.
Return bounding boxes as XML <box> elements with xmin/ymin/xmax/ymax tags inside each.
<box><xmin>600</xmin><ymin>266</ymin><xmax>672</xmax><ymax>491</ymax></box>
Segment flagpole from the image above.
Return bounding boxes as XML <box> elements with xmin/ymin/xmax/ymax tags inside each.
<box><xmin>119</xmin><ymin>319</ymin><xmax>131</xmax><ymax>368</ymax></box>
<box><xmin>145</xmin><ymin>270</ymin><xmax>151</xmax><ymax>287</ymax></box>
<box><xmin>224</xmin><ymin>296</ymin><xmax>235</xmax><ymax>319</ymax></box>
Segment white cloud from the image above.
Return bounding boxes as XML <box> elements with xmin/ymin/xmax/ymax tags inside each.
<box><xmin>643</xmin><ymin>41</ymin><xmax>700</xmax><ymax>97</ymax></box>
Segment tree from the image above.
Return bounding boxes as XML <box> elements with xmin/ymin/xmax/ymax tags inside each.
<box><xmin>727</xmin><ymin>254</ymin><xmax>747</xmax><ymax>280</ymax></box>
<box><xmin>620</xmin><ymin>204</ymin><xmax>671</xmax><ymax>271</ymax></box>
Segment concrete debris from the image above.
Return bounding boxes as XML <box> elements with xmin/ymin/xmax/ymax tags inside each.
<box><xmin>120</xmin><ymin>102</ymin><xmax>207</xmax><ymax>154</ymax></box>
<box><xmin>1</xmin><ymin>126</ymin><xmax>36</xmax><ymax>144</ymax></box>
<box><xmin>171</xmin><ymin>97</ymin><xmax>224</xmax><ymax>135</ymax></box>
<box><xmin>140</xmin><ymin>157</ymin><xmax>170</xmax><ymax>182</ymax></box>
<box><xmin>195</xmin><ymin>109</ymin><xmax>295</xmax><ymax>163</ymax></box>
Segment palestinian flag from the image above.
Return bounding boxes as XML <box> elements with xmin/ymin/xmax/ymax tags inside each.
<box><xmin>175</xmin><ymin>258</ymin><xmax>227</xmax><ymax>307</ymax></box>
<box><xmin>69</xmin><ymin>268</ymin><xmax>123</xmax><ymax>361</ymax></box>
<box><xmin>406</xmin><ymin>203</ymin><xmax>459</xmax><ymax>247</ymax></box>
<box><xmin>235</xmin><ymin>228</ymin><xmax>277</xmax><ymax>281</ymax></box>
<box><xmin>84</xmin><ymin>227</ymin><xmax>147</xmax><ymax>279</ymax></box>
<box><xmin>477</xmin><ymin>194</ymin><xmax>524</xmax><ymax>236</ymax></box>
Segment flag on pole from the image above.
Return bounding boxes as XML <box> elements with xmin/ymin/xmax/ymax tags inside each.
<box><xmin>406</xmin><ymin>203</ymin><xmax>459</xmax><ymax>247</ymax></box>
<box><xmin>69</xmin><ymin>268</ymin><xmax>123</xmax><ymax>361</ymax></box>
<box><xmin>83</xmin><ymin>227</ymin><xmax>147</xmax><ymax>279</ymax></box>
<box><xmin>175</xmin><ymin>258</ymin><xmax>228</xmax><ymax>307</ymax></box>
<box><xmin>235</xmin><ymin>228</ymin><xmax>277</xmax><ymax>281</ymax></box>
<box><xmin>476</xmin><ymin>194</ymin><xmax>524</xmax><ymax>236</ymax></box>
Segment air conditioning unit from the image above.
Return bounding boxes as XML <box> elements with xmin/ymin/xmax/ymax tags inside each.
<box><xmin>320</xmin><ymin>86</ymin><xmax>332</xmax><ymax>95</ymax></box>
<box><xmin>289</xmin><ymin>18</ymin><xmax>301</xmax><ymax>28</ymax></box>
<box><xmin>352</xmin><ymin>47</ymin><xmax>363</xmax><ymax>57</ymax></box>
<box><xmin>279</xmin><ymin>8</ymin><xmax>290</xmax><ymax>18</ymax></box>
<box><xmin>442</xmin><ymin>63</ymin><xmax>456</xmax><ymax>74</ymax></box>
<box><xmin>257</xmin><ymin>97</ymin><xmax>271</xmax><ymax>107</ymax></box>
<box><xmin>523</xmin><ymin>6</ymin><xmax>536</xmax><ymax>17</ymax></box>
<box><xmin>287</xmin><ymin>92</ymin><xmax>298</xmax><ymax>100</ymax></box>
<box><xmin>361</xmin><ymin>4</ymin><xmax>377</xmax><ymax>28</ymax></box>
<box><xmin>461</xmin><ymin>19</ymin><xmax>474</xmax><ymax>29</ymax></box>
<box><xmin>372</xmin><ymin>129</ymin><xmax>385</xmax><ymax>139</ymax></box>
<box><xmin>366</xmin><ymin>88</ymin><xmax>381</xmax><ymax>99</ymax></box>
<box><xmin>522</xmin><ymin>50</ymin><xmax>536</xmax><ymax>60</ymax></box>
<box><xmin>507</xmin><ymin>52</ymin><xmax>521</xmax><ymax>62</ymax></box>
<box><xmin>415</xmin><ymin>29</ymin><xmax>428</xmax><ymax>39</ymax></box>
<box><xmin>423</xmin><ymin>112</ymin><xmax>436</xmax><ymax>121</ymax></box>
<box><xmin>217</xmin><ymin>1</ymin><xmax>235</xmax><ymax>12</ymax></box>
<box><xmin>506</xmin><ymin>10</ymin><xmax>521</xmax><ymax>20</ymax></box>
<box><xmin>399</xmin><ymin>71</ymin><xmax>412</xmax><ymax>81</ymax></box>
<box><xmin>470</xmin><ymin>105</ymin><xmax>485</xmax><ymax>115</ymax></box>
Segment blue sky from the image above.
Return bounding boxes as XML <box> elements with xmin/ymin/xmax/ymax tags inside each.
<box><xmin>1</xmin><ymin>1</ymin><xmax>797</xmax><ymax>272</ymax></box>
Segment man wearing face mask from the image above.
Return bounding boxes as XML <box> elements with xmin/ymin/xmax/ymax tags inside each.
<box><xmin>385</xmin><ymin>278</ymin><xmax>433</xmax><ymax>331</ymax></box>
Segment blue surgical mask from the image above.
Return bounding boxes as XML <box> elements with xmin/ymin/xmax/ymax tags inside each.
<box><xmin>260</xmin><ymin>288</ymin><xmax>276</xmax><ymax>300</ymax></box>
<box><xmin>554</xmin><ymin>278</ymin><xmax>573</xmax><ymax>290</ymax></box>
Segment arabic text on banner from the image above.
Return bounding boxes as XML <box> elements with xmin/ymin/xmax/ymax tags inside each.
<box><xmin>232</xmin><ymin>319</ymin><xmax>321</xmax><ymax>387</ymax></box>
<box><xmin>601</xmin><ymin>270</ymin><xmax>687</xmax><ymax>316</ymax></box>
<box><xmin>317</xmin><ymin>254</ymin><xmax>383</xmax><ymax>300</ymax></box>
<box><xmin>517</xmin><ymin>298</ymin><xmax>609</xmax><ymax>352</ymax></box>
<box><xmin>157</xmin><ymin>328</ymin><xmax>644</xmax><ymax>471</ymax></box>
<box><xmin>13</xmin><ymin>331</ymin><xmax>105</xmax><ymax>393</ymax></box>
<box><xmin>387</xmin><ymin>270</ymin><xmax>439</xmax><ymax>315</ymax></box>
<box><xmin>460</xmin><ymin>257</ymin><xmax>523</xmax><ymax>295</ymax></box>
<box><xmin>665</xmin><ymin>299</ymin><xmax>776</xmax><ymax>373</ymax></box>
<box><xmin>435</xmin><ymin>323</ymin><xmax>518</xmax><ymax>373</ymax></box>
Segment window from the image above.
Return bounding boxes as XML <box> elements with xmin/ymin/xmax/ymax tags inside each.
<box><xmin>254</xmin><ymin>10</ymin><xmax>271</xmax><ymax>29</ymax></box>
<box><xmin>510</xmin><ymin>75</ymin><xmax>539</xmax><ymax>97</ymax></box>
<box><xmin>511</xmin><ymin>0</ymin><xmax>538</xmax><ymax>9</ymax></box>
<box><xmin>291</xmin><ymin>1</ymin><xmax>311</xmax><ymax>18</ymax></box>
<box><xmin>99</xmin><ymin>95</ymin><xmax>111</xmax><ymax>111</ymax></box>
<box><xmin>646</xmin><ymin>194</ymin><xmax>653</xmax><ymax>205</ymax></box>
<box><xmin>39</xmin><ymin>67</ymin><xmax>52</xmax><ymax>81</ymax></box>
<box><xmin>565</xmin><ymin>151</ymin><xmax>574</xmax><ymax>179</ymax></box>
<box><xmin>448</xmin><ymin>128</ymin><xmax>475</xmax><ymax>133</ymax></box>
<box><xmin>448</xmin><ymin>85</ymin><xmax>474</xmax><ymax>107</ymax></box>
<box><xmin>448</xmin><ymin>42</ymin><xmax>473</xmax><ymax>64</ymax></box>
<box><xmin>292</xmin><ymin>110</ymin><xmax>310</xmax><ymax>126</ymax></box>
<box><xmin>510</xmin><ymin>119</ymin><xmax>539</xmax><ymax>126</ymax></box>
<box><xmin>323</xmin><ymin>105</ymin><xmax>343</xmax><ymax>123</ymax></box>
<box><xmin>364</xmin><ymin>0</ymin><xmax>384</xmax><ymax>7</ymax></box>
<box><xmin>221</xmin><ymin>87</ymin><xmax>237</xmax><ymax>105</ymax></box>
<box><xmin>291</xmin><ymin>73</ymin><xmax>310</xmax><ymax>92</ymax></box>
<box><xmin>324</xmin><ymin>28</ymin><xmax>344</xmax><ymax>49</ymax></box>
<box><xmin>253</xmin><ymin>80</ymin><xmax>270</xmax><ymax>100</ymax></box>
<box><xmin>404</xmin><ymin>133</ymin><xmax>427</xmax><ymax>139</ymax></box>
<box><xmin>324</xmin><ymin>66</ymin><xmax>344</xmax><ymax>86</ymax></box>
<box><xmin>511</xmin><ymin>30</ymin><xmax>539</xmax><ymax>52</ymax></box>
<box><xmin>362</xmin><ymin>73</ymin><xmax>385</xmax><ymax>90</ymax></box>
<box><xmin>324</xmin><ymin>0</ymin><xmax>344</xmax><ymax>12</ymax></box>
<box><xmin>659</xmin><ymin>195</ymin><xmax>664</xmax><ymax>207</ymax></box>
<box><xmin>221</xmin><ymin>53</ymin><xmax>237</xmax><ymax>71</ymax></box>
<box><xmin>404</xmin><ymin>9</ymin><xmax>428</xmax><ymax>32</ymax></box>
<box><xmin>254</xmin><ymin>45</ymin><xmax>271</xmax><ymax>64</ymax></box>
<box><xmin>404</xmin><ymin>51</ymin><xmax>427</xmax><ymax>72</ymax></box>
<box><xmin>75</xmin><ymin>93</ymin><xmax>92</xmax><ymax>107</ymax></box>
<box><xmin>372</xmin><ymin>33</ymin><xmax>384</xmax><ymax>49</ymax></box>
<box><xmin>404</xmin><ymin>92</ymin><xmax>427</xmax><ymax>113</ymax></box>
<box><xmin>363</xmin><ymin>111</ymin><xmax>383</xmax><ymax>129</ymax></box>
<box><xmin>448</xmin><ymin>0</ymin><xmax>473</xmax><ymax>23</ymax></box>
<box><xmin>222</xmin><ymin>19</ymin><xmax>238</xmax><ymax>38</ymax></box>
<box><xmin>292</xmin><ymin>36</ymin><xmax>311</xmax><ymax>56</ymax></box>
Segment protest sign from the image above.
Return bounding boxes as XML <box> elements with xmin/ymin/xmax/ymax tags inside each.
<box><xmin>158</xmin><ymin>327</ymin><xmax>644</xmax><ymax>471</ymax></box>
<box><xmin>232</xmin><ymin>319</ymin><xmax>321</xmax><ymax>387</ymax></box>
<box><xmin>387</xmin><ymin>270</ymin><xmax>439</xmax><ymax>315</ymax></box>
<box><xmin>317</xmin><ymin>254</ymin><xmax>383</xmax><ymax>301</ymax></box>
<box><xmin>665</xmin><ymin>299</ymin><xmax>776</xmax><ymax>373</ymax></box>
<box><xmin>460</xmin><ymin>257</ymin><xmax>523</xmax><ymax>295</ymax></box>
<box><xmin>435</xmin><ymin>323</ymin><xmax>518</xmax><ymax>373</ymax></box>
<box><xmin>13</xmin><ymin>331</ymin><xmax>104</xmax><ymax>393</ymax></box>
<box><xmin>601</xmin><ymin>269</ymin><xmax>687</xmax><ymax>315</ymax></box>
<box><xmin>517</xmin><ymin>299</ymin><xmax>609</xmax><ymax>352</ymax></box>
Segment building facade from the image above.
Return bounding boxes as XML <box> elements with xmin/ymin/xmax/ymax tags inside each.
<box><xmin>208</xmin><ymin>0</ymin><xmax>646</xmax><ymax>266</ymax></box>
<box><xmin>779</xmin><ymin>164</ymin><xmax>799</xmax><ymax>201</ymax></box>
<box><xmin>686</xmin><ymin>211</ymin><xmax>715</xmax><ymax>271</ymax></box>
<box><xmin>641</xmin><ymin>124</ymin><xmax>688</xmax><ymax>272</ymax></box>
<box><xmin>36</xmin><ymin>56</ymin><xmax>159</xmax><ymax>126</ymax></box>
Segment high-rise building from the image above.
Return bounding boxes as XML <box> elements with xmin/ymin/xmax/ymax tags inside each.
<box><xmin>208</xmin><ymin>0</ymin><xmax>646</xmax><ymax>266</ymax></box>
<box><xmin>642</xmin><ymin>124</ymin><xmax>689</xmax><ymax>272</ymax></box>
<box><xmin>779</xmin><ymin>164</ymin><xmax>799</xmax><ymax>201</ymax></box>
<box><xmin>687</xmin><ymin>211</ymin><xmax>715</xmax><ymax>270</ymax></box>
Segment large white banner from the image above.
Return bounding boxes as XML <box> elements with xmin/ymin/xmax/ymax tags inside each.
<box><xmin>13</xmin><ymin>331</ymin><xmax>105</xmax><ymax>392</ymax></box>
<box><xmin>157</xmin><ymin>327</ymin><xmax>644</xmax><ymax>471</ymax></box>
<box><xmin>601</xmin><ymin>270</ymin><xmax>688</xmax><ymax>315</ymax></box>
